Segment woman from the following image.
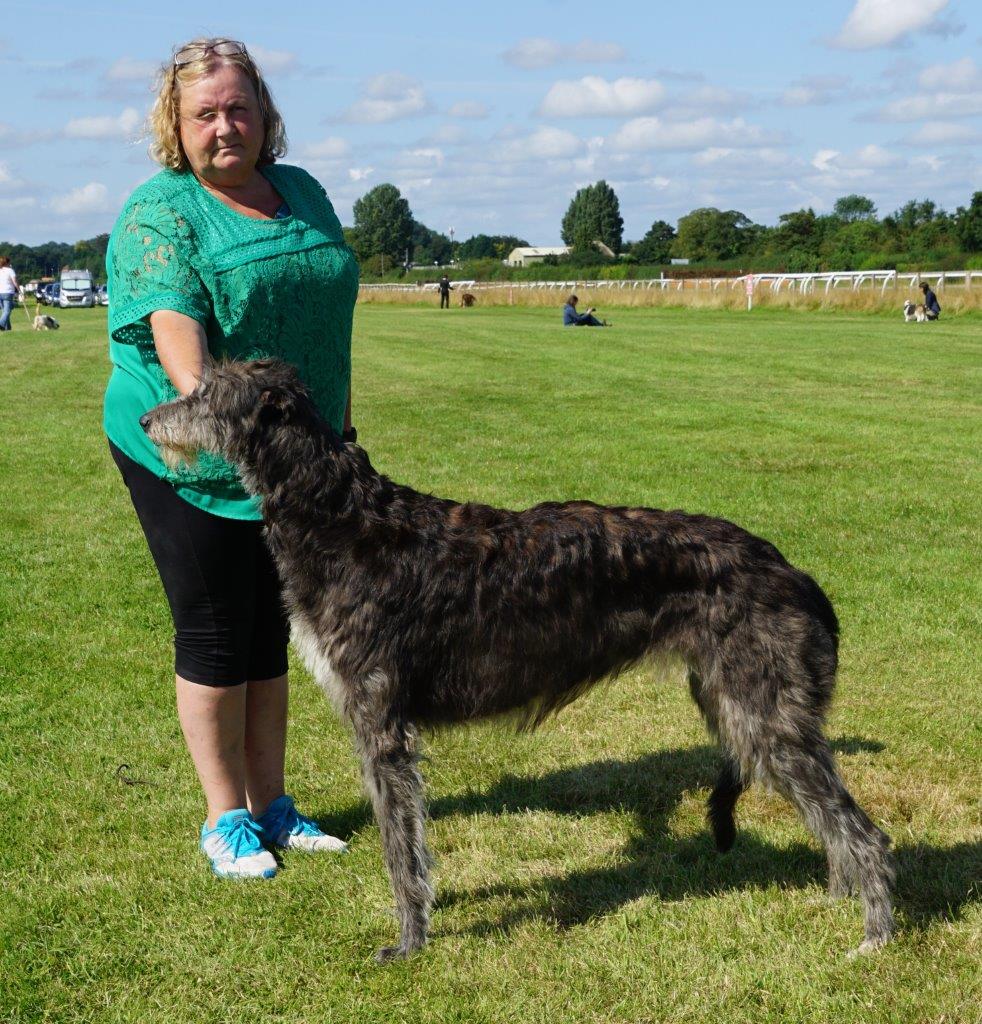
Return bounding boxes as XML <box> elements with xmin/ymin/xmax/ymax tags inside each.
<box><xmin>920</xmin><ymin>281</ymin><xmax>941</xmax><ymax>320</ymax></box>
<box><xmin>0</xmin><ymin>256</ymin><xmax>18</xmax><ymax>331</ymax></box>
<box><xmin>562</xmin><ymin>294</ymin><xmax>605</xmax><ymax>327</ymax></box>
<box><xmin>104</xmin><ymin>39</ymin><xmax>359</xmax><ymax>878</ymax></box>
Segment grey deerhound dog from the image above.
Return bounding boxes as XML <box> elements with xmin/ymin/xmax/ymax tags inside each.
<box><xmin>141</xmin><ymin>358</ymin><xmax>894</xmax><ymax>961</ymax></box>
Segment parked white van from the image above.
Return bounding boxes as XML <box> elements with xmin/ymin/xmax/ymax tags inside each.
<box><xmin>60</xmin><ymin>269</ymin><xmax>95</xmax><ymax>308</ymax></box>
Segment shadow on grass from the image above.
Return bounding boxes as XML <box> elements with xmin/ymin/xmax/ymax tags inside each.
<box><xmin>313</xmin><ymin>735</ymin><xmax>979</xmax><ymax>939</ymax></box>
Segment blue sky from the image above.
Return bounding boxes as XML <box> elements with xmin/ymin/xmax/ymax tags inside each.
<box><xmin>1</xmin><ymin>0</ymin><xmax>979</xmax><ymax>246</ymax></box>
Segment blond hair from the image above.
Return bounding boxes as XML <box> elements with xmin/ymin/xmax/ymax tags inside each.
<box><xmin>147</xmin><ymin>38</ymin><xmax>288</xmax><ymax>171</ymax></box>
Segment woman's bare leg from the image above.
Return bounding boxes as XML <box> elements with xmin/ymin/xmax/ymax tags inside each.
<box><xmin>244</xmin><ymin>674</ymin><xmax>289</xmax><ymax>819</ymax></box>
<box><xmin>175</xmin><ymin>675</ymin><xmax>247</xmax><ymax>828</ymax></box>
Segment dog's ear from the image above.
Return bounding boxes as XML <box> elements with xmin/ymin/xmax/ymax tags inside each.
<box><xmin>259</xmin><ymin>386</ymin><xmax>294</xmax><ymax>419</ymax></box>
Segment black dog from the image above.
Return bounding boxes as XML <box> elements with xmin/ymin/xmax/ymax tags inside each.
<box><xmin>142</xmin><ymin>359</ymin><xmax>894</xmax><ymax>961</ymax></box>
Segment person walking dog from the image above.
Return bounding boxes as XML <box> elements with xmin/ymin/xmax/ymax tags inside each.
<box><xmin>103</xmin><ymin>38</ymin><xmax>359</xmax><ymax>878</ymax></box>
<box><xmin>0</xmin><ymin>256</ymin><xmax>18</xmax><ymax>332</ymax></box>
<box><xmin>438</xmin><ymin>273</ymin><xmax>452</xmax><ymax>309</ymax></box>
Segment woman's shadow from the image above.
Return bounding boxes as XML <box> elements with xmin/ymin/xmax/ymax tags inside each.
<box><xmin>316</xmin><ymin>736</ymin><xmax>980</xmax><ymax>938</ymax></box>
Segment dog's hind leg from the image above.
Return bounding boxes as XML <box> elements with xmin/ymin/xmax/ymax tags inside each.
<box><xmin>355</xmin><ymin>716</ymin><xmax>433</xmax><ymax>963</ymax></box>
<box><xmin>707</xmin><ymin>758</ymin><xmax>745</xmax><ymax>852</ymax></box>
<box><xmin>689</xmin><ymin>669</ymin><xmax>746</xmax><ymax>852</ymax></box>
<box><xmin>765</xmin><ymin>736</ymin><xmax>894</xmax><ymax>953</ymax></box>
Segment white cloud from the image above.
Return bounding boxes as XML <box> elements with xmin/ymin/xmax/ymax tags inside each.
<box><xmin>853</xmin><ymin>143</ymin><xmax>902</xmax><ymax>168</ymax></box>
<box><xmin>49</xmin><ymin>182</ymin><xmax>111</xmax><ymax>215</ymax></box>
<box><xmin>423</xmin><ymin>123</ymin><xmax>472</xmax><ymax>145</ymax></box>
<box><xmin>64</xmin><ymin>107</ymin><xmax>141</xmax><ymax>140</ymax></box>
<box><xmin>341</xmin><ymin>73</ymin><xmax>430</xmax><ymax>123</ymax></box>
<box><xmin>499</xmin><ymin>126</ymin><xmax>582</xmax><ymax>160</ymax></box>
<box><xmin>348</xmin><ymin>167</ymin><xmax>374</xmax><ymax>182</ymax></box>
<box><xmin>249</xmin><ymin>45</ymin><xmax>299</xmax><ymax>75</ymax></box>
<box><xmin>693</xmin><ymin>147</ymin><xmax>793</xmax><ymax>169</ymax></box>
<box><xmin>447</xmin><ymin>101</ymin><xmax>489</xmax><ymax>119</ymax></box>
<box><xmin>830</xmin><ymin>0</ymin><xmax>951</xmax><ymax>49</ymax></box>
<box><xmin>609</xmin><ymin>117</ymin><xmax>780</xmax><ymax>152</ymax></box>
<box><xmin>399</xmin><ymin>147</ymin><xmax>445</xmax><ymax>169</ymax></box>
<box><xmin>303</xmin><ymin>136</ymin><xmax>350</xmax><ymax>159</ymax></box>
<box><xmin>872</xmin><ymin>91</ymin><xmax>982</xmax><ymax>121</ymax></box>
<box><xmin>502</xmin><ymin>37</ymin><xmax>626</xmax><ymax>70</ymax></box>
<box><xmin>902</xmin><ymin>121</ymin><xmax>982</xmax><ymax>145</ymax></box>
<box><xmin>539</xmin><ymin>77</ymin><xmax>666</xmax><ymax>118</ymax></box>
<box><xmin>667</xmin><ymin>84</ymin><xmax>754</xmax><ymax>119</ymax></box>
<box><xmin>780</xmin><ymin>75</ymin><xmax>852</xmax><ymax>106</ymax></box>
<box><xmin>0</xmin><ymin>160</ymin><xmax>23</xmax><ymax>188</ymax></box>
<box><xmin>105</xmin><ymin>57</ymin><xmax>157</xmax><ymax>82</ymax></box>
<box><xmin>808</xmin><ymin>144</ymin><xmax>903</xmax><ymax>185</ymax></box>
<box><xmin>918</xmin><ymin>56</ymin><xmax>982</xmax><ymax>92</ymax></box>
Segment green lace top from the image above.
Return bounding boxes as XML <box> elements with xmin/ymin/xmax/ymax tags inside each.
<box><xmin>103</xmin><ymin>164</ymin><xmax>359</xmax><ymax>520</ymax></box>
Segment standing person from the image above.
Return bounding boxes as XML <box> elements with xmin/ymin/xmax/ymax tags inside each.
<box><xmin>562</xmin><ymin>293</ymin><xmax>605</xmax><ymax>327</ymax></box>
<box><xmin>104</xmin><ymin>38</ymin><xmax>359</xmax><ymax>879</ymax></box>
<box><xmin>921</xmin><ymin>281</ymin><xmax>941</xmax><ymax>320</ymax></box>
<box><xmin>0</xmin><ymin>256</ymin><xmax>18</xmax><ymax>332</ymax></box>
<box><xmin>438</xmin><ymin>273</ymin><xmax>452</xmax><ymax>309</ymax></box>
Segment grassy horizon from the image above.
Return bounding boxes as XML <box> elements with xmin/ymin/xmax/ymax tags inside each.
<box><xmin>1</xmin><ymin>305</ymin><xmax>979</xmax><ymax>1023</ymax></box>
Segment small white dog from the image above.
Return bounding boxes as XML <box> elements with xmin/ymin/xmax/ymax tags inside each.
<box><xmin>33</xmin><ymin>314</ymin><xmax>60</xmax><ymax>330</ymax></box>
<box><xmin>903</xmin><ymin>300</ymin><xmax>926</xmax><ymax>323</ymax></box>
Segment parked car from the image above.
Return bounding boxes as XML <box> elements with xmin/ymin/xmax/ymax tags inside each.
<box><xmin>60</xmin><ymin>269</ymin><xmax>95</xmax><ymax>308</ymax></box>
<box><xmin>41</xmin><ymin>283</ymin><xmax>60</xmax><ymax>305</ymax></box>
<box><xmin>94</xmin><ymin>284</ymin><xmax>109</xmax><ymax>306</ymax></box>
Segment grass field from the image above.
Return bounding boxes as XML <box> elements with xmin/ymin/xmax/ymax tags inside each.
<box><xmin>1</xmin><ymin>305</ymin><xmax>979</xmax><ymax>1023</ymax></box>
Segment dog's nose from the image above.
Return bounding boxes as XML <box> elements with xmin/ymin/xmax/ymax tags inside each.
<box><xmin>139</xmin><ymin>413</ymin><xmax>152</xmax><ymax>432</ymax></box>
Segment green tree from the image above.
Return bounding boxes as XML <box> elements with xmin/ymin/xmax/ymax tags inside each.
<box><xmin>671</xmin><ymin>208</ymin><xmax>755</xmax><ymax>262</ymax></box>
<box><xmin>410</xmin><ymin>222</ymin><xmax>452</xmax><ymax>265</ymax></box>
<box><xmin>772</xmin><ymin>208</ymin><xmax>819</xmax><ymax>252</ymax></box>
<box><xmin>954</xmin><ymin>191</ymin><xmax>982</xmax><ymax>252</ymax></box>
<box><xmin>560</xmin><ymin>180</ymin><xmax>624</xmax><ymax>254</ymax></box>
<box><xmin>630</xmin><ymin>220</ymin><xmax>675</xmax><ymax>263</ymax></box>
<box><xmin>352</xmin><ymin>184</ymin><xmax>414</xmax><ymax>264</ymax></box>
<box><xmin>832</xmin><ymin>194</ymin><xmax>877</xmax><ymax>223</ymax></box>
<box><xmin>457</xmin><ymin>234</ymin><xmax>529</xmax><ymax>261</ymax></box>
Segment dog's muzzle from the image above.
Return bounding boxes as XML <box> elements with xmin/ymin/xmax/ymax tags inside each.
<box><xmin>139</xmin><ymin>413</ymin><xmax>152</xmax><ymax>433</ymax></box>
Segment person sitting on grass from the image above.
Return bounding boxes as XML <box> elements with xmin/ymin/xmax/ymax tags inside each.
<box><xmin>921</xmin><ymin>282</ymin><xmax>941</xmax><ymax>320</ymax></box>
<box><xmin>563</xmin><ymin>294</ymin><xmax>606</xmax><ymax>327</ymax></box>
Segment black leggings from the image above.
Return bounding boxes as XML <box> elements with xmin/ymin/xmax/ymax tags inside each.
<box><xmin>109</xmin><ymin>441</ymin><xmax>290</xmax><ymax>686</ymax></box>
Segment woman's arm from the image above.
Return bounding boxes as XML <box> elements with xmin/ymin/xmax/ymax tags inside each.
<box><xmin>149</xmin><ymin>309</ymin><xmax>209</xmax><ymax>395</ymax></box>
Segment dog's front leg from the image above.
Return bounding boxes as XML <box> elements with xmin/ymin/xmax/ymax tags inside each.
<box><xmin>355</xmin><ymin>717</ymin><xmax>433</xmax><ymax>963</ymax></box>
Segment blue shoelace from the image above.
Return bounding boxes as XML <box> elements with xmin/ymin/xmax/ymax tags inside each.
<box><xmin>268</xmin><ymin>800</ymin><xmax>321</xmax><ymax>837</ymax></box>
<box><xmin>217</xmin><ymin>815</ymin><xmax>266</xmax><ymax>857</ymax></box>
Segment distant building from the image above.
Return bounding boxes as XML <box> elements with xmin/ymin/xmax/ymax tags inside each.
<box><xmin>504</xmin><ymin>246</ymin><xmax>572</xmax><ymax>267</ymax></box>
<box><xmin>505</xmin><ymin>241</ymin><xmax>618</xmax><ymax>266</ymax></box>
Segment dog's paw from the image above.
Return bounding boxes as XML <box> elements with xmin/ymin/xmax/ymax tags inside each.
<box><xmin>375</xmin><ymin>944</ymin><xmax>409</xmax><ymax>965</ymax></box>
<box><xmin>846</xmin><ymin>935</ymin><xmax>890</xmax><ymax>958</ymax></box>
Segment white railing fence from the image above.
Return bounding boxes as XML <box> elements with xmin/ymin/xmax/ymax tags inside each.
<box><xmin>360</xmin><ymin>270</ymin><xmax>982</xmax><ymax>295</ymax></box>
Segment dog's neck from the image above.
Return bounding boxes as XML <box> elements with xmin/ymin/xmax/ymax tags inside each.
<box><xmin>235</xmin><ymin>417</ymin><xmax>360</xmax><ymax>519</ymax></box>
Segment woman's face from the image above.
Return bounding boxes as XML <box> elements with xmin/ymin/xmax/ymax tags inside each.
<box><xmin>178</xmin><ymin>63</ymin><xmax>264</xmax><ymax>186</ymax></box>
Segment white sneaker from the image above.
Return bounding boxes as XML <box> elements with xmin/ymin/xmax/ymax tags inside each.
<box><xmin>200</xmin><ymin>809</ymin><xmax>278</xmax><ymax>879</ymax></box>
<box><xmin>257</xmin><ymin>794</ymin><xmax>348</xmax><ymax>853</ymax></box>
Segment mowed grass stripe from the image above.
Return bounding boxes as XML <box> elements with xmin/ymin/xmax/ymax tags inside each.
<box><xmin>0</xmin><ymin>306</ymin><xmax>979</xmax><ymax>1024</ymax></box>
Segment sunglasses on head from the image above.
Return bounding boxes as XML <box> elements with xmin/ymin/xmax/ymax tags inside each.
<box><xmin>174</xmin><ymin>39</ymin><xmax>248</xmax><ymax>67</ymax></box>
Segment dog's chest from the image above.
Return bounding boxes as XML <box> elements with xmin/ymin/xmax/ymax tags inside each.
<box><xmin>290</xmin><ymin>614</ymin><xmax>347</xmax><ymax>714</ymax></box>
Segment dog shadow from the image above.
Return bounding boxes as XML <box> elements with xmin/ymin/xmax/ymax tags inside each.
<box><xmin>312</xmin><ymin>735</ymin><xmax>979</xmax><ymax>938</ymax></box>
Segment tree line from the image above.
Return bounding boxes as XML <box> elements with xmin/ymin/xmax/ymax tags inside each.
<box><xmin>0</xmin><ymin>235</ymin><xmax>109</xmax><ymax>283</ymax></box>
<box><xmin>4</xmin><ymin>185</ymin><xmax>981</xmax><ymax>282</ymax></box>
<box><xmin>344</xmin><ymin>180</ymin><xmax>982</xmax><ymax>275</ymax></box>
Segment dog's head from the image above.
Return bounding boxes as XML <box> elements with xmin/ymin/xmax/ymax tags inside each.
<box><xmin>140</xmin><ymin>358</ymin><xmax>316</xmax><ymax>470</ymax></box>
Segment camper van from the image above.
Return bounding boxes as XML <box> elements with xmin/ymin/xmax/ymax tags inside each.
<box><xmin>59</xmin><ymin>269</ymin><xmax>95</xmax><ymax>308</ymax></box>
